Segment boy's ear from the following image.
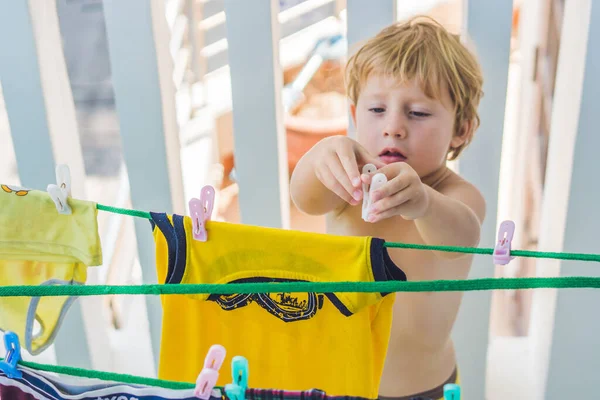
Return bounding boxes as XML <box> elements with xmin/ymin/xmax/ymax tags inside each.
<box><xmin>451</xmin><ymin>119</ymin><xmax>472</xmax><ymax>148</ymax></box>
<box><xmin>350</xmin><ymin>103</ymin><xmax>357</xmax><ymax>126</ymax></box>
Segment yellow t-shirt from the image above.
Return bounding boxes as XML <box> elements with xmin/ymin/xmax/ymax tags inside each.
<box><xmin>150</xmin><ymin>212</ymin><xmax>406</xmax><ymax>399</ymax></box>
<box><xmin>0</xmin><ymin>184</ymin><xmax>102</xmax><ymax>355</ymax></box>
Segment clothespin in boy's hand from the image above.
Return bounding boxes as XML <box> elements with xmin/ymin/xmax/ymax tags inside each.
<box><xmin>361</xmin><ymin>163</ymin><xmax>387</xmax><ymax>222</ymax></box>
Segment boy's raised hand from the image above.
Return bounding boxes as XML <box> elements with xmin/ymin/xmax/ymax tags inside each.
<box><xmin>363</xmin><ymin>161</ymin><xmax>430</xmax><ymax>222</ymax></box>
<box><xmin>313</xmin><ymin>136</ymin><xmax>385</xmax><ymax>206</ymax></box>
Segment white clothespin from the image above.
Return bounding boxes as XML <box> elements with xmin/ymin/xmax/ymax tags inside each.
<box><xmin>47</xmin><ymin>164</ymin><xmax>72</xmax><ymax>215</ymax></box>
<box><xmin>361</xmin><ymin>163</ymin><xmax>387</xmax><ymax>222</ymax></box>
<box><xmin>361</xmin><ymin>164</ymin><xmax>377</xmax><ymax>221</ymax></box>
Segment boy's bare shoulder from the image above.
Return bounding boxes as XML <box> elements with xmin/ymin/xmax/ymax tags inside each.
<box><xmin>434</xmin><ymin>169</ymin><xmax>486</xmax><ymax>224</ymax></box>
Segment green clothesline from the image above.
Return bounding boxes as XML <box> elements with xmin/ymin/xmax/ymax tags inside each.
<box><xmin>1</xmin><ymin>277</ymin><xmax>600</xmax><ymax>298</ymax></box>
<box><xmin>0</xmin><ymin>278</ymin><xmax>599</xmax><ymax>392</ymax></box>
<box><xmin>0</xmin><ymin>358</ymin><xmax>197</xmax><ymax>391</ymax></box>
<box><xmin>95</xmin><ymin>203</ymin><xmax>600</xmax><ymax>263</ymax></box>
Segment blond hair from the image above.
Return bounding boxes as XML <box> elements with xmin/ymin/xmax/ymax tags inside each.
<box><xmin>345</xmin><ymin>16</ymin><xmax>484</xmax><ymax>160</ymax></box>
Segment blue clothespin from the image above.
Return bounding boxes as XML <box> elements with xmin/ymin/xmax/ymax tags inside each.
<box><xmin>224</xmin><ymin>383</ymin><xmax>244</xmax><ymax>400</ymax></box>
<box><xmin>224</xmin><ymin>356</ymin><xmax>248</xmax><ymax>400</ymax></box>
<box><xmin>443</xmin><ymin>383</ymin><xmax>460</xmax><ymax>400</ymax></box>
<box><xmin>0</xmin><ymin>332</ymin><xmax>23</xmax><ymax>379</ymax></box>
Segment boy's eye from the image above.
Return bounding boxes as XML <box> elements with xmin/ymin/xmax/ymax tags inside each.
<box><xmin>369</xmin><ymin>107</ymin><xmax>385</xmax><ymax>113</ymax></box>
<box><xmin>410</xmin><ymin>111</ymin><xmax>431</xmax><ymax>117</ymax></box>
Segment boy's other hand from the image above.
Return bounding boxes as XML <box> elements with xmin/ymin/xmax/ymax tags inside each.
<box><xmin>313</xmin><ymin>136</ymin><xmax>385</xmax><ymax>206</ymax></box>
<box><xmin>363</xmin><ymin>162</ymin><xmax>430</xmax><ymax>221</ymax></box>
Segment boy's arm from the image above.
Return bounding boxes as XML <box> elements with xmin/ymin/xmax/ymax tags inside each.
<box><xmin>290</xmin><ymin>144</ymin><xmax>346</xmax><ymax>215</ymax></box>
<box><xmin>290</xmin><ymin>136</ymin><xmax>385</xmax><ymax>215</ymax></box>
<box><xmin>414</xmin><ymin>181</ymin><xmax>486</xmax><ymax>256</ymax></box>
<box><xmin>366</xmin><ymin>163</ymin><xmax>485</xmax><ymax>258</ymax></box>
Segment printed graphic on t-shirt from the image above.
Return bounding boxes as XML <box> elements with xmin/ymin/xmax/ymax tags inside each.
<box><xmin>207</xmin><ymin>278</ymin><xmax>326</xmax><ymax>322</ymax></box>
<box><xmin>1</xmin><ymin>184</ymin><xmax>30</xmax><ymax>196</ymax></box>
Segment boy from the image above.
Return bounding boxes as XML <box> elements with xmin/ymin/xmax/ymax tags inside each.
<box><xmin>290</xmin><ymin>16</ymin><xmax>486</xmax><ymax>399</ymax></box>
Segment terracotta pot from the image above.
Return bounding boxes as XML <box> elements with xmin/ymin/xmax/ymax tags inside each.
<box><xmin>283</xmin><ymin>60</ymin><xmax>348</xmax><ymax>173</ymax></box>
<box><xmin>218</xmin><ymin>60</ymin><xmax>348</xmax><ymax>186</ymax></box>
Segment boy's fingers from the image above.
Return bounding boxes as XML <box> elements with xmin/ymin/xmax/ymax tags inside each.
<box><xmin>378</xmin><ymin>162</ymin><xmax>407</xmax><ymax>180</ymax></box>
<box><xmin>371</xmin><ymin>189</ymin><xmax>411</xmax><ymax>214</ymax></box>
<box><xmin>371</xmin><ymin>175</ymin><xmax>410</xmax><ymax>202</ymax></box>
<box><xmin>336</xmin><ymin>150</ymin><xmax>362</xmax><ymax>188</ymax></box>
<box><xmin>326</xmin><ymin>157</ymin><xmax>362</xmax><ymax>202</ymax></box>
<box><xmin>318</xmin><ymin>166</ymin><xmax>359</xmax><ymax>205</ymax></box>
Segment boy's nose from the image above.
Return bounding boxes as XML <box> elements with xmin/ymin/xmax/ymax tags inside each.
<box><xmin>383</xmin><ymin>127</ymin><xmax>407</xmax><ymax>139</ymax></box>
<box><xmin>383</xmin><ymin>114</ymin><xmax>407</xmax><ymax>138</ymax></box>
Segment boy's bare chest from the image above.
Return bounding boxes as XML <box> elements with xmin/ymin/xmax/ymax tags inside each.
<box><xmin>327</xmin><ymin>205</ymin><xmax>467</xmax><ymax>355</ymax></box>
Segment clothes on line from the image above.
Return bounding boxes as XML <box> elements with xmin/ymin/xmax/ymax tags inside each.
<box><xmin>0</xmin><ymin>184</ymin><xmax>102</xmax><ymax>355</ymax></box>
<box><xmin>150</xmin><ymin>212</ymin><xmax>407</xmax><ymax>399</ymax></box>
<box><xmin>9</xmin><ymin>173</ymin><xmax>600</xmax><ymax>399</ymax></box>
<box><xmin>0</xmin><ymin>364</ymin><xmax>202</xmax><ymax>400</ymax></box>
<box><xmin>1</xmin><ymin>364</ymin><xmax>372</xmax><ymax>400</ymax></box>
<box><xmin>0</xmin><ymin>184</ymin><xmax>408</xmax><ymax>398</ymax></box>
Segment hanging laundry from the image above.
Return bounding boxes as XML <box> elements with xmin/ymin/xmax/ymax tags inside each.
<box><xmin>0</xmin><ymin>365</ymin><xmax>377</xmax><ymax>400</ymax></box>
<box><xmin>149</xmin><ymin>213</ymin><xmax>406</xmax><ymax>400</ymax></box>
<box><xmin>0</xmin><ymin>184</ymin><xmax>102</xmax><ymax>354</ymax></box>
<box><xmin>0</xmin><ymin>332</ymin><xmax>375</xmax><ymax>400</ymax></box>
<box><xmin>1</xmin><ymin>346</ymin><xmax>371</xmax><ymax>400</ymax></box>
<box><xmin>0</xmin><ymin>364</ymin><xmax>204</xmax><ymax>400</ymax></box>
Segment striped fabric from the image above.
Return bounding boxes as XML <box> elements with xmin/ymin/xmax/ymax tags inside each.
<box><xmin>0</xmin><ymin>366</ymin><xmax>371</xmax><ymax>400</ymax></box>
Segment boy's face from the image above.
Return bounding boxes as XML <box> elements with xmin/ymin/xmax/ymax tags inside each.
<box><xmin>351</xmin><ymin>74</ymin><xmax>466</xmax><ymax>178</ymax></box>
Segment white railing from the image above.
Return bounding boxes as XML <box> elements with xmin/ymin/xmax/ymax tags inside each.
<box><xmin>0</xmin><ymin>0</ymin><xmax>597</xmax><ymax>398</ymax></box>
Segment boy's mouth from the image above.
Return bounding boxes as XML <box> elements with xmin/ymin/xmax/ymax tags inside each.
<box><xmin>378</xmin><ymin>148</ymin><xmax>407</xmax><ymax>164</ymax></box>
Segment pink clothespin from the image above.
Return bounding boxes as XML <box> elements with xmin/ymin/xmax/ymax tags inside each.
<box><xmin>189</xmin><ymin>185</ymin><xmax>215</xmax><ymax>242</ymax></box>
<box><xmin>493</xmin><ymin>220</ymin><xmax>516</xmax><ymax>265</ymax></box>
<box><xmin>194</xmin><ymin>344</ymin><xmax>227</xmax><ymax>399</ymax></box>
